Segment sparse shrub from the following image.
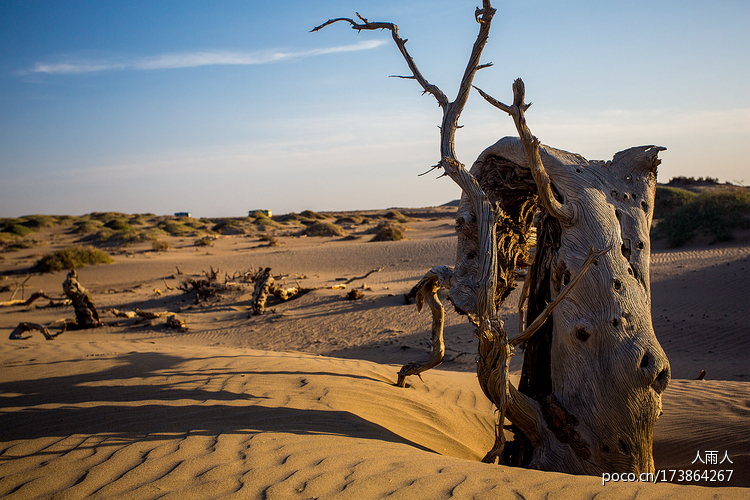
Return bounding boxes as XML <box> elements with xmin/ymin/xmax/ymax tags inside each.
<box><xmin>152</xmin><ymin>240</ymin><xmax>171</xmax><ymax>252</ymax></box>
<box><xmin>385</xmin><ymin>210</ymin><xmax>410</xmax><ymax>221</ymax></box>
<box><xmin>371</xmin><ymin>221</ymin><xmax>406</xmax><ymax>241</ymax></box>
<box><xmin>259</xmin><ymin>234</ymin><xmax>280</xmax><ymax>246</ymax></box>
<box><xmin>212</xmin><ymin>218</ymin><xmax>253</xmax><ymax>235</ymax></box>
<box><xmin>195</xmin><ymin>236</ymin><xmax>215</xmax><ymax>247</ymax></box>
<box><xmin>652</xmin><ymin>189</ymin><xmax>750</xmax><ymax>246</ymax></box>
<box><xmin>3</xmin><ymin>240</ymin><xmax>38</xmax><ymax>252</ymax></box>
<box><xmin>304</xmin><ymin>221</ymin><xmax>348</xmax><ymax>237</ymax></box>
<box><xmin>34</xmin><ymin>245</ymin><xmax>113</xmax><ymax>273</ymax></box>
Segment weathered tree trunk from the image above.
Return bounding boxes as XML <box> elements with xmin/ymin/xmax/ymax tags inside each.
<box><xmin>316</xmin><ymin>0</ymin><xmax>669</xmax><ymax>477</ymax></box>
<box><xmin>465</xmin><ymin>136</ymin><xmax>669</xmax><ymax>474</ymax></box>
<box><xmin>62</xmin><ymin>270</ymin><xmax>102</xmax><ymax>328</ymax></box>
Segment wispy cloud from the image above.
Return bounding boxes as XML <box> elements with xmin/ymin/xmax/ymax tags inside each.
<box><xmin>28</xmin><ymin>39</ymin><xmax>387</xmax><ymax>75</ymax></box>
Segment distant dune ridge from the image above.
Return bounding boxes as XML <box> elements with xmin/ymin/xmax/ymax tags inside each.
<box><xmin>0</xmin><ymin>205</ymin><xmax>748</xmax><ymax>498</ymax></box>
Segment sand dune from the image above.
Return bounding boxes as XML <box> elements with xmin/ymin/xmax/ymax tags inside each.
<box><xmin>1</xmin><ymin>212</ymin><xmax>748</xmax><ymax>498</ymax></box>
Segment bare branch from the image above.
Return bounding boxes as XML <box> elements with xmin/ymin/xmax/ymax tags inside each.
<box><xmin>480</xmin><ymin>79</ymin><xmax>574</xmax><ymax>223</ymax></box>
<box><xmin>510</xmin><ymin>246</ymin><xmax>610</xmax><ymax>348</ymax></box>
<box><xmin>313</xmin><ymin>16</ymin><xmax>449</xmax><ymax>108</ymax></box>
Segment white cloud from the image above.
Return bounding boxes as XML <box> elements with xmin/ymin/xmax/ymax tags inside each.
<box><xmin>29</xmin><ymin>40</ymin><xmax>387</xmax><ymax>74</ymax></box>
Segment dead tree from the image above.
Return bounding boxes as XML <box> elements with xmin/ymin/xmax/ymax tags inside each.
<box><xmin>316</xmin><ymin>0</ymin><xmax>669</xmax><ymax>477</ymax></box>
<box><xmin>62</xmin><ymin>270</ymin><xmax>102</xmax><ymax>328</ymax></box>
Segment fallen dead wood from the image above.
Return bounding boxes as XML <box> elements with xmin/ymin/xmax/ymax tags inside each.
<box><xmin>9</xmin><ymin>320</ymin><xmax>68</xmax><ymax>340</ymax></box>
<box><xmin>105</xmin><ymin>308</ymin><xmax>188</xmax><ymax>331</ymax></box>
<box><xmin>343</xmin><ymin>267</ymin><xmax>383</xmax><ymax>284</ymax></box>
<box><xmin>251</xmin><ymin>267</ymin><xmax>317</xmax><ymax>315</ymax></box>
<box><xmin>0</xmin><ymin>290</ymin><xmax>70</xmax><ymax>308</ymax></box>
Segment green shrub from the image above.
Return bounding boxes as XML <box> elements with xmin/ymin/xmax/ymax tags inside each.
<box><xmin>371</xmin><ymin>221</ymin><xmax>406</xmax><ymax>241</ymax></box>
<box><xmin>34</xmin><ymin>245</ymin><xmax>113</xmax><ymax>273</ymax></box>
<box><xmin>304</xmin><ymin>221</ymin><xmax>348</xmax><ymax>237</ymax></box>
<box><xmin>653</xmin><ymin>186</ymin><xmax>697</xmax><ymax>219</ymax></box>
<box><xmin>652</xmin><ymin>190</ymin><xmax>750</xmax><ymax>246</ymax></box>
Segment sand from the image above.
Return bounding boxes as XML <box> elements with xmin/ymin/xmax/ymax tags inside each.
<box><xmin>1</xmin><ymin>210</ymin><xmax>748</xmax><ymax>499</ymax></box>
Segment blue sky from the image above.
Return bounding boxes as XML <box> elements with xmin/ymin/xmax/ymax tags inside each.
<box><xmin>1</xmin><ymin>0</ymin><xmax>748</xmax><ymax>217</ymax></box>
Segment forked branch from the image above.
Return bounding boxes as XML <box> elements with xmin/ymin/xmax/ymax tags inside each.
<box><xmin>312</xmin><ymin>14</ymin><xmax>448</xmax><ymax>108</ymax></box>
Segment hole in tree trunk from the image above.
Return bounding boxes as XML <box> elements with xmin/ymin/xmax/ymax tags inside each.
<box><xmin>576</xmin><ymin>328</ymin><xmax>590</xmax><ymax>342</ymax></box>
<box><xmin>640</xmin><ymin>352</ymin><xmax>650</xmax><ymax>368</ymax></box>
<box><xmin>613</xmin><ymin>278</ymin><xmax>622</xmax><ymax>291</ymax></box>
<box><xmin>641</xmin><ymin>201</ymin><xmax>648</xmax><ymax>212</ymax></box>
<box><xmin>618</xmin><ymin>438</ymin><xmax>630</xmax><ymax>454</ymax></box>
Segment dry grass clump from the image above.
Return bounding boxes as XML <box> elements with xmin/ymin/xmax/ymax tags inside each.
<box><xmin>371</xmin><ymin>221</ymin><xmax>406</xmax><ymax>242</ymax></box>
<box><xmin>34</xmin><ymin>245</ymin><xmax>113</xmax><ymax>273</ymax></box>
<box><xmin>151</xmin><ymin>240</ymin><xmax>171</xmax><ymax>252</ymax></box>
<box><xmin>304</xmin><ymin>222</ymin><xmax>348</xmax><ymax>237</ymax></box>
<box><xmin>336</xmin><ymin>215</ymin><xmax>364</xmax><ymax>225</ymax></box>
<box><xmin>300</xmin><ymin>210</ymin><xmax>330</xmax><ymax>220</ymax></box>
<box><xmin>259</xmin><ymin>234</ymin><xmax>281</xmax><ymax>246</ymax></box>
<box><xmin>384</xmin><ymin>210</ymin><xmax>410</xmax><ymax>222</ymax></box>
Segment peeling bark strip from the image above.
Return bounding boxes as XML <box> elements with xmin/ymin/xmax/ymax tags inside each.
<box><xmin>62</xmin><ymin>270</ymin><xmax>102</xmax><ymax>328</ymax></box>
<box><xmin>317</xmin><ymin>0</ymin><xmax>669</xmax><ymax>477</ymax></box>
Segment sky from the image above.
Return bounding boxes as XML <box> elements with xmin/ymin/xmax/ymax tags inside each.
<box><xmin>1</xmin><ymin>0</ymin><xmax>748</xmax><ymax>218</ymax></box>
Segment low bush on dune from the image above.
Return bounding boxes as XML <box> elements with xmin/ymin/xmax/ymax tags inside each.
<box><xmin>1</xmin><ymin>223</ymin><xmax>35</xmax><ymax>237</ymax></box>
<box><xmin>103</xmin><ymin>218</ymin><xmax>133</xmax><ymax>231</ymax></box>
<box><xmin>371</xmin><ymin>221</ymin><xmax>406</xmax><ymax>241</ymax></box>
<box><xmin>158</xmin><ymin>220</ymin><xmax>197</xmax><ymax>236</ymax></box>
<box><xmin>299</xmin><ymin>210</ymin><xmax>330</xmax><ymax>220</ymax></box>
<box><xmin>71</xmin><ymin>220</ymin><xmax>104</xmax><ymax>234</ymax></box>
<box><xmin>304</xmin><ymin>221</ymin><xmax>348</xmax><ymax>237</ymax></box>
<box><xmin>212</xmin><ymin>218</ymin><xmax>254</xmax><ymax>235</ymax></box>
<box><xmin>652</xmin><ymin>190</ymin><xmax>750</xmax><ymax>246</ymax></box>
<box><xmin>653</xmin><ymin>186</ymin><xmax>697</xmax><ymax>219</ymax></box>
<box><xmin>34</xmin><ymin>245</ymin><xmax>113</xmax><ymax>273</ymax></box>
<box><xmin>336</xmin><ymin>215</ymin><xmax>364</xmax><ymax>225</ymax></box>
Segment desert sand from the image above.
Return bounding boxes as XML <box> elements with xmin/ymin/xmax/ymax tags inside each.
<box><xmin>1</xmin><ymin>208</ymin><xmax>748</xmax><ymax>499</ymax></box>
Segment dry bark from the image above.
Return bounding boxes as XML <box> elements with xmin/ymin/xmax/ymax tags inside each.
<box><xmin>317</xmin><ymin>0</ymin><xmax>669</xmax><ymax>477</ymax></box>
